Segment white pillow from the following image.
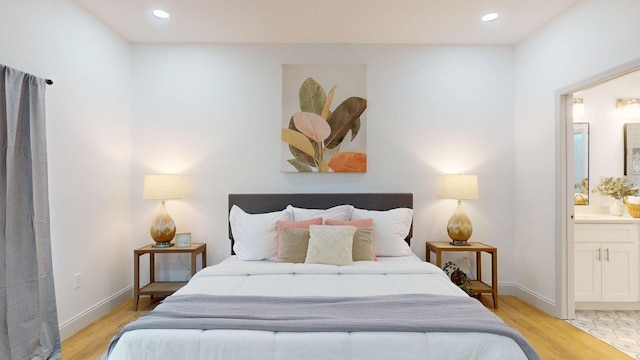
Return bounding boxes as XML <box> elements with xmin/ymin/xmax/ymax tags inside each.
<box><xmin>230</xmin><ymin>205</ymin><xmax>293</xmax><ymax>260</ymax></box>
<box><xmin>305</xmin><ymin>225</ymin><xmax>356</xmax><ymax>266</ymax></box>
<box><xmin>350</xmin><ymin>207</ymin><xmax>413</xmax><ymax>256</ymax></box>
<box><xmin>287</xmin><ymin>204</ymin><xmax>354</xmax><ymax>222</ymax></box>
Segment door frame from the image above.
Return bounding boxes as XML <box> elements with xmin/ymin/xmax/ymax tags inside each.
<box><xmin>557</xmin><ymin>58</ymin><xmax>640</xmax><ymax>319</ymax></box>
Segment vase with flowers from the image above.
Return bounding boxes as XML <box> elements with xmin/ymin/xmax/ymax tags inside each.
<box><xmin>574</xmin><ymin>177</ymin><xmax>589</xmax><ymax>205</ymax></box>
<box><xmin>592</xmin><ymin>176</ymin><xmax>639</xmax><ymax>216</ymax></box>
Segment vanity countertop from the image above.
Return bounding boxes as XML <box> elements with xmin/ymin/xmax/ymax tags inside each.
<box><xmin>574</xmin><ymin>213</ymin><xmax>640</xmax><ymax>223</ymax></box>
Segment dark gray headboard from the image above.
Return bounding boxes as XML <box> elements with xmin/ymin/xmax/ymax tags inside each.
<box><xmin>228</xmin><ymin>193</ymin><xmax>413</xmax><ymax>254</ymax></box>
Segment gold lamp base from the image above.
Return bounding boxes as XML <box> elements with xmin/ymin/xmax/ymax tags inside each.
<box><xmin>447</xmin><ymin>200</ymin><xmax>473</xmax><ymax>246</ymax></box>
<box><xmin>150</xmin><ymin>200</ymin><xmax>176</xmax><ymax>247</ymax></box>
<box><xmin>449</xmin><ymin>240</ymin><xmax>471</xmax><ymax>246</ymax></box>
<box><xmin>152</xmin><ymin>242</ymin><xmax>174</xmax><ymax>248</ymax></box>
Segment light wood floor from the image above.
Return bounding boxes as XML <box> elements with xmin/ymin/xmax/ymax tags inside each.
<box><xmin>62</xmin><ymin>295</ymin><xmax>631</xmax><ymax>360</ymax></box>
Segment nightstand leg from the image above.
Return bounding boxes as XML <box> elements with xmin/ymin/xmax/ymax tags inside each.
<box><xmin>149</xmin><ymin>254</ymin><xmax>155</xmax><ymax>299</ymax></box>
<box><xmin>476</xmin><ymin>252</ymin><xmax>482</xmax><ymax>282</ymax></box>
<box><xmin>202</xmin><ymin>249</ymin><xmax>207</xmax><ymax>268</ymax></box>
<box><xmin>191</xmin><ymin>252</ymin><xmax>197</xmax><ymax>276</ymax></box>
<box><xmin>134</xmin><ymin>254</ymin><xmax>140</xmax><ymax>311</ymax></box>
<box><xmin>492</xmin><ymin>251</ymin><xmax>498</xmax><ymax>308</ymax></box>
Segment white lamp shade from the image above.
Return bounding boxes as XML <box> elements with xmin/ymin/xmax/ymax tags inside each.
<box><xmin>143</xmin><ymin>174</ymin><xmax>184</xmax><ymax>200</ymax></box>
<box><xmin>440</xmin><ymin>174</ymin><xmax>479</xmax><ymax>200</ymax></box>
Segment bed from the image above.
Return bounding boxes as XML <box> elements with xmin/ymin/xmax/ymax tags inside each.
<box><xmin>104</xmin><ymin>193</ymin><xmax>539</xmax><ymax>360</ymax></box>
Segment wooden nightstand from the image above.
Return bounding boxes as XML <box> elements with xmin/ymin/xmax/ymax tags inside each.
<box><xmin>426</xmin><ymin>242</ymin><xmax>498</xmax><ymax>308</ymax></box>
<box><xmin>133</xmin><ymin>242</ymin><xmax>207</xmax><ymax>310</ymax></box>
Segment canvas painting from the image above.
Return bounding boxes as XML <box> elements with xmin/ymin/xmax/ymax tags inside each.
<box><xmin>281</xmin><ymin>64</ymin><xmax>367</xmax><ymax>172</ymax></box>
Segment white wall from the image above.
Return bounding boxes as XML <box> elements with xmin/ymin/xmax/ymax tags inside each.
<box><xmin>514</xmin><ymin>0</ymin><xmax>640</xmax><ymax>314</ymax></box>
<box><xmin>0</xmin><ymin>0</ymin><xmax>133</xmax><ymax>339</ymax></box>
<box><xmin>131</xmin><ymin>44</ymin><xmax>516</xmax><ymax>283</ymax></box>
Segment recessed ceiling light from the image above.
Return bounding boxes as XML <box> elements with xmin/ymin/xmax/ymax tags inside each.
<box><xmin>481</xmin><ymin>13</ymin><xmax>499</xmax><ymax>22</ymax></box>
<box><xmin>152</xmin><ymin>9</ymin><xmax>170</xmax><ymax>19</ymax></box>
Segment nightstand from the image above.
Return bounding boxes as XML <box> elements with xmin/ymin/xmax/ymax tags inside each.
<box><xmin>426</xmin><ymin>242</ymin><xmax>498</xmax><ymax>308</ymax></box>
<box><xmin>133</xmin><ymin>242</ymin><xmax>207</xmax><ymax>310</ymax></box>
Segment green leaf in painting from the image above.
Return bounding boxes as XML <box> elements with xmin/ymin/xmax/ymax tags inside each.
<box><xmin>287</xmin><ymin>159</ymin><xmax>313</xmax><ymax>172</ymax></box>
<box><xmin>350</xmin><ymin>118</ymin><xmax>361</xmax><ymax>140</ymax></box>
<box><xmin>323</xmin><ymin>129</ymin><xmax>350</xmax><ymax>164</ymax></box>
<box><xmin>325</xmin><ymin>97</ymin><xmax>367</xmax><ymax>150</ymax></box>
<box><xmin>287</xmin><ymin>117</ymin><xmax>319</xmax><ymax>167</ymax></box>
<box><xmin>281</xmin><ymin>128</ymin><xmax>316</xmax><ymax>158</ymax></box>
<box><xmin>299</xmin><ymin>77</ymin><xmax>327</xmax><ymax>116</ymax></box>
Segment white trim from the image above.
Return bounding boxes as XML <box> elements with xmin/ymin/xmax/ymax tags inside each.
<box><xmin>58</xmin><ymin>287</ymin><xmax>132</xmax><ymax>341</ymax></box>
<box><xmin>556</xmin><ymin>93</ymin><xmax>572</xmax><ymax>320</ymax></box>
<box><xmin>496</xmin><ymin>282</ymin><xmax>519</xmax><ymax>296</ymax></box>
<box><xmin>513</xmin><ymin>283</ymin><xmax>557</xmax><ymax>317</ymax></box>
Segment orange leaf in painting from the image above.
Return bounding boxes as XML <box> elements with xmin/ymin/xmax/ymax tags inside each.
<box><xmin>328</xmin><ymin>152</ymin><xmax>367</xmax><ymax>172</ymax></box>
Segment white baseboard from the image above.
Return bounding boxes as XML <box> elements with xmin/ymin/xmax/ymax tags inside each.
<box><xmin>511</xmin><ymin>282</ymin><xmax>557</xmax><ymax>316</ymax></box>
<box><xmin>58</xmin><ymin>286</ymin><xmax>132</xmax><ymax>341</ymax></box>
<box><xmin>497</xmin><ymin>282</ymin><xmax>517</xmax><ymax>296</ymax></box>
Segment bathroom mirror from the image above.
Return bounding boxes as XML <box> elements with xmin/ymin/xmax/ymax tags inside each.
<box><xmin>573</xmin><ymin>122</ymin><xmax>589</xmax><ymax>205</ymax></box>
<box><xmin>624</xmin><ymin>123</ymin><xmax>640</xmax><ymax>188</ymax></box>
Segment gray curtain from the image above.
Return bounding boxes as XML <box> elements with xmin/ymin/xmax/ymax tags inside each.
<box><xmin>0</xmin><ymin>65</ymin><xmax>61</xmax><ymax>359</ymax></box>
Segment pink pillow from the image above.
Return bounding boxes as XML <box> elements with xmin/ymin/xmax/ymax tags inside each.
<box><xmin>325</xmin><ymin>218</ymin><xmax>373</xmax><ymax>228</ymax></box>
<box><xmin>276</xmin><ymin>217</ymin><xmax>322</xmax><ymax>258</ymax></box>
<box><xmin>277</xmin><ymin>217</ymin><xmax>323</xmax><ymax>231</ymax></box>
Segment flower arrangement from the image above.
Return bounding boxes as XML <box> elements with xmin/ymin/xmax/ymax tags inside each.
<box><xmin>592</xmin><ymin>176</ymin><xmax>639</xmax><ymax>199</ymax></box>
<box><xmin>442</xmin><ymin>261</ymin><xmax>473</xmax><ymax>296</ymax></box>
<box><xmin>574</xmin><ymin>177</ymin><xmax>589</xmax><ymax>195</ymax></box>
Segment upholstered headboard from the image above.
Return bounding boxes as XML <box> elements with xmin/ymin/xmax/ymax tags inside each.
<box><xmin>228</xmin><ymin>193</ymin><xmax>413</xmax><ymax>254</ymax></box>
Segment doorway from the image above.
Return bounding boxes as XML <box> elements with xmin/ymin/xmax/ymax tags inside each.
<box><xmin>560</xmin><ymin>60</ymin><xmax>640</xmax><ymax>320</ymax></box>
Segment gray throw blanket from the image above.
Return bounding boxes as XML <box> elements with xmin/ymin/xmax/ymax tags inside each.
<box><xmin>104</xmin><ymin>294</ymin><xmax>539</xmax><ymax>360</ymax></box>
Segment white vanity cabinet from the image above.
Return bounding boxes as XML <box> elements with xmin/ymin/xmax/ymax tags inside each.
<box><xmin>574</xmin><ymin>222</ymin><xmax>639</xmax><ymax>303</ymax></box>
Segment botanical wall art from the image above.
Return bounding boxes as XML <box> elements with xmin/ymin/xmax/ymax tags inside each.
<box><xmin>281</xmin><ymin>64</ymin><xmax>367</xmax><ymax>172</ymax></box>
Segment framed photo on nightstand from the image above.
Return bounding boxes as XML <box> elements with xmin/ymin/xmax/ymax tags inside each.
<box><xmin>175</xmin><ymin>233</ymin><xmax>191</xmax><ymax>247</ymax></box>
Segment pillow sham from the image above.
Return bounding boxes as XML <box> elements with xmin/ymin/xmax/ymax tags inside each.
<box><xmin>351</xmin><ymin>227</ymin><xmax>375</xmax><ymax>261</ymax></box>
<box><xmin>230</xmin><ymin>205</ymin><xmax>292</xmax><ymax>260</ymax></box>
<box><xmin>350</xmin><ymin>207</ymin><xmax>413</xmax><ymax>257</ymax></box>
<box><xmin>305</xmin><ymin>225</ymin><xmax>356</xmax><ymax>266</ymax></box>
<box><xmin>325</xmin><ymin>218</ymin><xmax>373</xmax><ymax>228</ymax></box>
<box><xmin>325</xmin><ymin>218</ymin><xmax>375</xmax><ymax>261</ymax></box>
<box><xmin>276</xmin><ymin>217</ymin><xmax>323</xmax><ymax>234</ymax></box>
<box><xmin>277</xmin><ymin>227</ymin><xmax>311</xmax><ymax>263</ymax></box>
<box><xmin>287</xmin><ymin>204</ymin><xmax>354</xmax><ymax>222</ymax></box>
<box><xmin>275</xmin><ymin>217</ymin><xmax>322</xmax><ymax>260</ymax></box>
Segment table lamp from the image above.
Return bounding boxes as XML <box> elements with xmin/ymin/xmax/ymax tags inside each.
<box><xmin>143</xmin><ymin>174</ymin><xmax>184</xmax><ymax>247</ymax></box>
<box><xmin>440</xmin><ymin>174</ymin><xmax>479</xmax><ymax>246</ymax></box>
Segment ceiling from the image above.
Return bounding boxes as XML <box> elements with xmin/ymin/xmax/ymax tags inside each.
<box><xmin>75</xmin><ymin>0</ymin><xmax>580</xmax><ymax>44</ymax></box>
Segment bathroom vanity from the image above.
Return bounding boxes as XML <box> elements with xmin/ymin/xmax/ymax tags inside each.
<box><xmin>574</xmin><ymin>214</ymin><xmax>640</xmax><ymax>310</ymax></box>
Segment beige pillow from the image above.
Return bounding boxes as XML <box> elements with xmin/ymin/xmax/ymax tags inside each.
<box><xmin>325</xmin><ymin>219</ymin><xmax>376</xmax><ymax>261</ymax></box>
<box><xmin>305</xmin><ymin>225</ymin><xmax>356</xmax><ymax>266</ymax></box>
<box><xmin>277</xmin><ymin>227</ymin><xmax>310</xmax><ymax>263</ymax></box>
<box><xmin>352</xmin><ymin>227</ymin><xmax>375</xmax><ymax>261</ymax></box>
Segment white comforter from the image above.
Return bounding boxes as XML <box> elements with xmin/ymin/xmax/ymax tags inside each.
<box><xmin>108</xmin><ymin>258</ymin><xmax>530</xmax><ymax>360</ymax></box>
